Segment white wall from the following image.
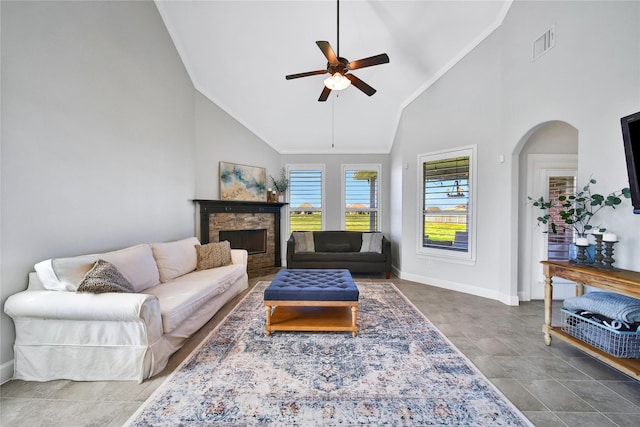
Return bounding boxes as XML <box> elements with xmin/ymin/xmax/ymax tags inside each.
<box><xmin>0</xmin><ymin>1</ymin><xmax>196</xmax><ymax>380</ymax></box>
<box><xmin>194</xmin><ymin>92</ymin><xmax>281</xmax><ymax>200</ymax></box>
<box><xmin>391</xmin><ymin>0</ymin><xmax>640</xmax><ymax>304</ymax></box>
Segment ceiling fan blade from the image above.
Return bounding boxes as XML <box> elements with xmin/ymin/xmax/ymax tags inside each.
<box><xmin>347</xmin><ymin>53</ymin><xmax>390</xmax><ymax>71</ymax></box>
<box><xmin>345</xmin><ymin>74</ymin><xmax>376</xmax><ymax>96</ymax></box>
<box><xmin>286</xmin><ymin>70</ymin><xmax>328</xmax><ymax>80</ymax></box>
<box><xmin>316</xmin><ymin>41</ymin><xmax>339</xmax><ymax>64</ymax></box>
<box><xmin>318</xmin><ymin>86</ymin><xmax>332</xmax><ymax>102</ymax></box>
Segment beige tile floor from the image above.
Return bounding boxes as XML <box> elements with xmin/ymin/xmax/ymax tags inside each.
<box><xmin>2</xmin><ymin>273</ymin><xmax>639</xmax><ymax>426</ymax></box>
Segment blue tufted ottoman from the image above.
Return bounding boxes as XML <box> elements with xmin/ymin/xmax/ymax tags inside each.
<box><xmin>264</xmin><ymin>269</ymin><xmax>359</xmax><ymax>337</ymax></box>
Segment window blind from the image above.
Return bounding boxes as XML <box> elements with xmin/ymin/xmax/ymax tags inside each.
<box><xmin>422</xmin><ymin>156</ymin><xmax>470</xmax><ymax>251</ymax></box>
<box><xmin>288</xmin><ymin>169</ymin><xmax>323</xmax><ymax>232</ymax></box>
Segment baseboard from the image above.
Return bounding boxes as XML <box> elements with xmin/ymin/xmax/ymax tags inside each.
<box><xmin>398</xmin><ymin>270</ymin><xmax>520</xmax><ymax>306</ymax></box>
<box><xmin>1</xmin><ymin>359</ymin><xmax>14</xmax><ymax>384</ymax></box>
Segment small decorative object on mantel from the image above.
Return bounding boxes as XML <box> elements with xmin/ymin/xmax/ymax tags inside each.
<box><xmin>528</xmin><ymin>177</ymin><xmax>630</xmax><ymax>265</ymax></box>
<box><xmin>270</xmin><ymin>167</ymin><xmax>288</xmax><ymax>203</ymax></box>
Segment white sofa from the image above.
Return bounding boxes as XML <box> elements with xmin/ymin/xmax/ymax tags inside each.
<box><xmin>4</xmin><ymin>237</ymin><xmax>248</xmax><ymax>383</ymax></box>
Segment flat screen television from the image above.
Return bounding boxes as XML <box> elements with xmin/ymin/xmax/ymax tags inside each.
<box><xmin>621</xmin><ymin>111</ymin><xmax>640</xmax><ymax>214</ymax></box>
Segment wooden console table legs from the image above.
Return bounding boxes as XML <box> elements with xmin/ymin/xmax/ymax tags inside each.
<box><xmin>543</xmin><ymin>274</ymin><xmax>553</xmax><ymax>346</ymax></box>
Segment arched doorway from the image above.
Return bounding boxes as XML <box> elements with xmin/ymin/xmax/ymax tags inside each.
<box><xmin>517</xmin><ymin>121</ymin><xmax>578</xmax><ymax>301</ymax></box>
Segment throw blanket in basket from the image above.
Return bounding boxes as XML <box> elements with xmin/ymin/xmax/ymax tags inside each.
<box><xmin>563</xmin><ymin>291</ymin><xmax>640</xmax><ymax>323</ymax></box>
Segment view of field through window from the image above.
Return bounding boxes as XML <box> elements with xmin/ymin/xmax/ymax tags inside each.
<box><xmin>344</xmin><ymin>168</ymin><xmax>379</xmax><ymax>232</ymax></box>
<box><xmin>289</xmin><ymin>169</ymin><xmax>323</xmax><ymax>231</ymax></box>
<box><xmin>422</xmin><ymin>156</ymin><xmax>470</xmax><ymax>251</ymax></box>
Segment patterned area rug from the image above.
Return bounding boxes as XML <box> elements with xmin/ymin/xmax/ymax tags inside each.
<box><xmin>125</xmin><ymin>282</ymin><xmax>532</xmax><ymax>426</ymax></box>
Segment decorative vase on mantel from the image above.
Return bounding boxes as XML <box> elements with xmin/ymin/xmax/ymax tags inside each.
<box><xmin>277</xmin><ymin>193</ymin><xmax>284</xmax><ymax>203</ymax></box>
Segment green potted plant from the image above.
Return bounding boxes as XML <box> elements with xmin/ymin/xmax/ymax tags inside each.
<box><xmin>270</xmin><ymin>168</ymin><xmax>288</xmax><ymax>202</ymax></box>
<box><xmin>528</xmin><ymin>178</ymin><xmax>630</xmax><ymax>237</ymax></box>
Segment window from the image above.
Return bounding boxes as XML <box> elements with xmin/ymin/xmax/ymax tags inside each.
<box><xmin>418</xmin><ymin>146</ymin><xmax>476</xmax><ymax>262</ymax></box>
<box><xmin>287</xmin><ymin>165</ymin><xmax>325</xmax><ymax>232</ymax></box>
<box><xmin>342</xmin><ymin>164</ymin><xmax>381</xmax><ymax>231</ymax></box>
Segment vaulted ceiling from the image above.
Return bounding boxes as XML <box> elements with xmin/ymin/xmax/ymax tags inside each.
<box><xmin>155</xmin><ymin>1</ymin><xmax>511</xmax><ymax>154</ymax></box>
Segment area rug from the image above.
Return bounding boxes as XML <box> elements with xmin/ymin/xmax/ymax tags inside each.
<box><xmin>125</xmin><ymin>282</ymin><xmax>532</xmax><ymax>426</ymax></box>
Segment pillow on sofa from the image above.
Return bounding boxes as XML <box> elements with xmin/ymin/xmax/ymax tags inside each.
<box><xmin>195</xmin><ymin>241</ymin><xmax>232</xmax><ymax>270</ymax></box>
<box><xmin>152</xmin><ymin>237</ymin><xmax>200</xmax><ymax>283</ymax></box>
<box><xmin>35</xmin><ymin>257</ymin><xmax>94</xmax><ymax>292</ymax></box>
<box><xmin>34</xmin><ymin>244</ymin><xmax>160</xmax><ymax>292</ymax></box>
<box><xmin>360</xmin><ymin>232</ymin><xmax>383</xmax><ymax>253</ymax></box>
<box><xmin>293</xmin><ymin>231</ymin><xmax>315</xmax><ymax>253</ymax></box>
<box><xmin>77</xmin><ymin>259</ymin><xmax>134</xmax><ymax>294</ymax></box>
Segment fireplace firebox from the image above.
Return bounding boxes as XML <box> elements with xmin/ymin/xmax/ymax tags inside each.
<box><xmin>219</xmin><ymin>229</ymin><xmax>267</xmax><ymax>255</ymax></box>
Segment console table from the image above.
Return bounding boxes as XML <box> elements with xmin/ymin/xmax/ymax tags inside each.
<box><xmin>541</xmin><ymin>260</ymin><xmax>640</xmax><ymax>379</ymax></box>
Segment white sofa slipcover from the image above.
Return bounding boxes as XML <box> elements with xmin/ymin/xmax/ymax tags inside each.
<box><xmin>4</xmin><ymin>237</ymin><xmax>249</xmax><ymax>383</ymax></box>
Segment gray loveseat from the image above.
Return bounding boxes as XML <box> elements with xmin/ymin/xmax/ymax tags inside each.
<box><xmin>286</xmin><ymin>231</ymin><xmax>392</xmax><ymax>279</ymax></box>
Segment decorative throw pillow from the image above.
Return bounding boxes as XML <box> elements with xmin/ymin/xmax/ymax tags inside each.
<box><xmin>77</xmin><ymin>259</ymin><xmax>134</xmax><ymax>294</ymax></box>
<box><xmin>195</xmin><ymin>241</ymin><xmax>232</xmax><ymax>271</ymax></box>
<box><xmin>293</xmin><ymin>231</ymin><xmax>315</xmax><ymax>253</ymax></box>
<box><xmin>360</xmin><ymin>232</ymin><xmax>383</xmax><ymax>253</ymax></box>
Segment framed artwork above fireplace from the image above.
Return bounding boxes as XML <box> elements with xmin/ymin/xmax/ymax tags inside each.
<box><xmin>219</xmin><ymin>161</ymin><xmax>267</xmax><ymax>201</ymax></box>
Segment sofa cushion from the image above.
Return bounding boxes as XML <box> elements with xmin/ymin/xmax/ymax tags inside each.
<box><xmin>151</xmin><ymin>237</ymin><xmax>199</xmax><ymax>283</ymax></box>
<box><xmin>144</xmin><ymin>264</ymin><xmax>246</xmax><ymax>333</ymax></box>
<box><xmin>324</xmin><ymin>242</ymin><xmax>353</xmax><ymax>252</ymax></box>
<box><xmin>195</xmin><ymin>241</ymin><xmax>232</xmax><ymax>270</ymax></box>
<box><xmin>292</xmin><ymin>252</ymin><xmax>386</xmax><ymax>263</ymax></box>
<box><xmin>313</xmin><ymin>231</ymin><xmax>362</xmax><ymax>252</ymax></box>
<box><xmin>99</xmin><ymin>244</ymin><xmax>160</xmax><ymax>292</ymax></box>
<box><xmin>293</xmin><ymin>231</ymin><xmax>315</xmax><ymax>252</ymax></box>
<box><xmin>76</xmin><ymin>260</ymin><xmax>134</xmax><ymax>294</ymax></box>
<box><xmin>35</xmin><ymin>257</ymin><xmax>94</xmax><ymax>292</ymax></box>
<box><xmin>35</xmin><ymin>244</ymin><xmax>160</xmax><ymax>292</ymax></box>
<box><xmin>360</xmin><ymin>232</ymin><xmax>383</xmax><ymax>253</ymax></box>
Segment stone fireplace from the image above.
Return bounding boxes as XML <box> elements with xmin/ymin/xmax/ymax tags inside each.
<box><xmin>194</xmin><ymin>200</ymin><xmax>286</xmax><ymax>276</ymax></box>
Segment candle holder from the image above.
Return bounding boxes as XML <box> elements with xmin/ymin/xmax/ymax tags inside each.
<box><xmin>602</xmin><ymin>240</ymin><xmax>618</xmax><ymax>269</ymax></box>
<box><xmin>574</xmin><ymin>244</ymin><xmax>588</xmax><ymax>265</ymax></box>
<box><xmin>593</xmin><ymin>234</ymin><xmax>604</xmax><ymax>267</ymax></box>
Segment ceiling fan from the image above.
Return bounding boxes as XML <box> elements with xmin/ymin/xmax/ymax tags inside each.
<box><xmin>285</xmin><ymin>0</ymin><xmax>390</xmax><ymax>102</ymax></box>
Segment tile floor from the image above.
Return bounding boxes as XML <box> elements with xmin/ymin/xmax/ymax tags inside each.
<box><xmin>1</xmin><ymin>273</ymin><xmax>639</xmax><ymax>426</ymax></box>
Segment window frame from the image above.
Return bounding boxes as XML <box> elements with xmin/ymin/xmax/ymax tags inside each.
<box><xmin>341</xmin><ymin>163</ymin><xmax>382</xmax><ymax>232</ymax></box>
<box><xmin>417</xmin><ymin>145</ymin><xmax>477</xmax><ymax>264</ymax></box>
<box><xmin>285</xmin><ymin>164</ymin><xmax>326</xmax><ymax>236</ymax></box>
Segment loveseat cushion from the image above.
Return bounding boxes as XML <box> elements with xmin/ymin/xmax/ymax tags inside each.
<box><xmin>292</xmin><ymin>252</ymin><xmax>386</xmax><ymax>263</ymax></box>
<box><xmin>144</xmin><ymin>264</ymin><xmax>246</xmax><ymax>333</ymax></box>
<box><xmin>313</xmin><ymin>231</ymin><xmax>362</xmax><ymax>252</ymax></box>
<box><xmin>35</xmin><ymin>244</ymin><xmax>160</xmax><ymax>292</ymax></box>
<box><xmin>151</xmin><ymin>237</ymin><xmax>199</xmax><ymax>283</ymax></box>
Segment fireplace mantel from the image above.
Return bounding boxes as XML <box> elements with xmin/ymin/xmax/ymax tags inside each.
<box><xmin>194</xmin><ymin>200</ymin><xmax>287</xmax><ymax>272</ymax></box>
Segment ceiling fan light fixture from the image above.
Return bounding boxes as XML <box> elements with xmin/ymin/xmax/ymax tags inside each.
<box><xmin>324</xmin><ymin>72</ymin><xmax>351</xmax><ymax>90</ymax></box>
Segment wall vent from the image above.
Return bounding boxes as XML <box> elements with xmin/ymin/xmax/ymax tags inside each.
<box><xmin>532</xmin><ymin>25</ymin><xmax>555</xmax><ymax>61</ymax></box>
